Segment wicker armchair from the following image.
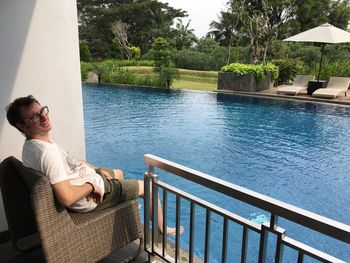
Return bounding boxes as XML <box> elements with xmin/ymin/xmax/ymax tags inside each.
<box><xmin>0</xmin><ymin>156</ymin><xmax>142</xmax><ymax>263</ymax></box>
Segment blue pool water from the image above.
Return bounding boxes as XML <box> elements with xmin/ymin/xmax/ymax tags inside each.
<box><xmin>82</xmin><ymin>84</ymin><xmax>350</xmax><ymax>262</ymax></box>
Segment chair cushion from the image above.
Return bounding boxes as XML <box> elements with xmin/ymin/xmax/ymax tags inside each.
<box><xmin>9</xmin><ymin>156</ymin><xmax>44</xmax><ymax>190</ymax></box>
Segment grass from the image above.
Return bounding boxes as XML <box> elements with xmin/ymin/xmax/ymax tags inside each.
<box><xmin>124</xmin><ymin>66</ymin><xmax>218</xmax><ymax>91</ymax></box>
<box><xmin>172</xmin><ymin>79</ymin><xmax>217</xmax><ymax>91</ymax></box>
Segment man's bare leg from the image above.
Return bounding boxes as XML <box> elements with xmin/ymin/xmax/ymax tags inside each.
<box><xmin>137</xmin><ymin>180</ymin><xmax>184</xmax><ymax>236</ymax></box>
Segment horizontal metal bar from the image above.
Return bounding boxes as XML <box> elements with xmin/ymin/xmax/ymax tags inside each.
<box><xmin>155</xmin><ymin>180</ymin><xmax>261</xmax><ymax>232</ymax></box>
<box><xmin>144</xmin><ymin>154</ymin><xmax>350</xmax><ymax>244</ymax></box>
<box><xmin>282</xmin><ymin>236</ymin><xmax>346</xmax><ymax>263</ymax></box>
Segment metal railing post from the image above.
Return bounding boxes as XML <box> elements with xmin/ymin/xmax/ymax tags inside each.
<box><xmin>189</xmin><ymin>202</ymin><xmax>195</xmax><ymax>263</ymax></box>
<box><xmin>258</xmin><ymin>224</ymin><xmax>269</xmax><ymax>263</ymax></box>
<box><xmin>204</xmin><ymin>210</ymin><xmax>211</xmax><ymax>263</ymax></box>
<box><xmin>162</xmin><ymin>190</ymin><xmax>168</xmax><ymax>257</ymax></box>
<box><xmin>222</xmin><ymin>217</ymin><xmax>229</xmax><ymax>263</ymax></box>
<box><xmin>152</xmin><ymin>174</ymin><xmax>159</xmax><ymax>253</ymax></box>
<box><xmin>144</xmin><ymin>167</ymin><xmax>152</xmax><ymax>251</ymax></box>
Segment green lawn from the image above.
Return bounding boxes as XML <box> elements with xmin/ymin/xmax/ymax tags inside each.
<box><xmin>172</xmin><ymin>79</ymin><xmax>217</xmax><ymax>91</ymax></box>
<box><xmin>125</xmin><ymin>66</ymin><xmax>218</xmax><ymax>91</ymax></box>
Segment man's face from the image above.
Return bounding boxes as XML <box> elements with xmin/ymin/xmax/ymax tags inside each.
<box><xmin>17</xmin><ymin>102</ymin><xmax>52</xmax><ymax>138</ymax></box>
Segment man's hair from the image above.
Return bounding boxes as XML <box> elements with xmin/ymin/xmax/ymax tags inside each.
<box><xmin>6</xmin><ymin>95</ymin><xmax>39</xmax><ymax>132</ymax></box>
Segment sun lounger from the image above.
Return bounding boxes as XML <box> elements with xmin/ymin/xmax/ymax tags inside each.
<box><xmin>277</xmin><ymin>75</ymin><xmax>315</xmax><ymax>95</ymax></box>
<box><xmin>312</xmin><ymin>77</ymin><xmax>350</xmax><ymax>99</ymax></box>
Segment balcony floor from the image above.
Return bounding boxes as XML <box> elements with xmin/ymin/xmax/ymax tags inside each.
<box><xmin>0</xmin><ymin>239</ymin><xmax>148</xmax><ymax>263</ymax></box>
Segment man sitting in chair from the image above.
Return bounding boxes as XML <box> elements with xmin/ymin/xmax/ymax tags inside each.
<box><xmin>6</xmin><ymin>95</ymin><xmax>183</xmax><ymax>236</ymax></box>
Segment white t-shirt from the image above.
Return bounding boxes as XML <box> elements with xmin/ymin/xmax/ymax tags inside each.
<box><xmin>22</xmin><ymin>139</ymin><xmax>105</xmax><ymax>212</ymax></box>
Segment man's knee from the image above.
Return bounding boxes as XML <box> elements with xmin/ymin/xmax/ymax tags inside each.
<box><xmin>138</xmin><ymin>180</ymin><xmax>144</xmax><ymax>197</ymax></box>
<box><xmin>113</xmin><ymin>169</ymin><xmax>124</xmax><ymax>180</ymax></box>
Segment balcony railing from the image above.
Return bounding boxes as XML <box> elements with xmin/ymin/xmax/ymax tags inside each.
<box><xmin>143</xmin><ymin>154</ymin><xmax>350</xmax><ymax>263</ymax></box>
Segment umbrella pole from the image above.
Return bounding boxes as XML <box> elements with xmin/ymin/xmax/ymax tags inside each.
<box><xmin>317</xmin><ymin>44</ymin><xmax>325</xmax><ymax>82</ymax></box>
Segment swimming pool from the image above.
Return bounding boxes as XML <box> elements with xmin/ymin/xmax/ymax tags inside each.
<box><xmin>82</xmin><ymin>84</ymin><xmax>350</xmax><ymax>262</ymax></box>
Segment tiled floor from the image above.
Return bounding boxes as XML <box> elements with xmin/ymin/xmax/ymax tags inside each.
<box><xmin>0</xmin><ymin>239</ymin><xmax>148</xmax><ymax>263</ymax></box>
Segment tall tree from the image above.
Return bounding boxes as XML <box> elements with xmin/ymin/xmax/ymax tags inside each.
<box><xmin>229</xmin><ymin>0</ymin><xmax>297</xmax><ymax>63</ymax></box>
<box><xmin>171</xmin><ymin>19</ymin><xmax>198</xmax><ymax>50</ymax></box>
<box><xmin>111</xmin><ymin>21</ymin><xmax>132</xmax><ymax>59</ymax></box>
<box><xmin>77</xmin><ymin>0</ymin><xmax>186</xmax><ymax>59</ymax></box>
<box><xmin>284</xmin><ymin>0</ymin><xmax>350</xmax><ymax>36</ymax></box>
<box><xmin>207</xmin><ymin>10</ymin><xmax>241</xmax><ymax>47</ymax></box>
<box><xmin>327</xmin><ymin>0</ymin><xmax>350</xmax><ymax>29</ymax></box>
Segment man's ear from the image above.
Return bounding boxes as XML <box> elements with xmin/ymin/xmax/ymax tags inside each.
<box><xmin>15</xmin><ymin>122</ymin><xmax>25</xmax><ymax>133</ymax></box>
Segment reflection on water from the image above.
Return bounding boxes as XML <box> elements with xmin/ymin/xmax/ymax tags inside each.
<box><xmin>83</xmin><ymin>84</ymin><xmax>350</xmax><ymax>262</ymax></box>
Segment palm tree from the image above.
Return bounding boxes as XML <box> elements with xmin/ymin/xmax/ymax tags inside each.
<box><xmin>172</xmin><ymin>18</ymin><xmax>198</xmax><ymax>50</ymax></box>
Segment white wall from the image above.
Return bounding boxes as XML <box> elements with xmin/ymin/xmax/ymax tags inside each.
<box><xmin>0</xmin><ymin>0</ymin><xmax>85</xmax><ymax>232</ymax></box>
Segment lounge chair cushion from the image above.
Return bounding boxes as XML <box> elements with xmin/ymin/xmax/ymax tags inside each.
<box><xmin>277</xmin><ymin>85</ymin><xmax>307</xmax><ymax>95</ymax></box>
<box><xmin>277</xmin><ymin>75</ymin><xmax>315</xmax><ymax>95</ymax></box>
<box><xmin>312</xmin><ymin>77</ymin><xmax>350</xmax><ymax>99</ymax></box>
<box><xmin>312</xmin><ymin>88</ymin><xmax>347</xmax><ymax>99</ymax></box>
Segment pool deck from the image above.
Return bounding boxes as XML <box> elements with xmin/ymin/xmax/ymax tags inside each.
<box><xmin>216</xmin><ymin>87</ymin><xmax>350</xmax><ymax>107</ymax></box>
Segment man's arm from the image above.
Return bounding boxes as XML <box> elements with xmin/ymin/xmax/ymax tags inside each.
<box><xmin>52</xmin><ymin>180</ymin><xmax>103</xmax><ymax>207</ymax></box>
<box><xmin>79</xmin><ymin>159</ymin><xmax>96</xmax><ymax>170</ymax></box>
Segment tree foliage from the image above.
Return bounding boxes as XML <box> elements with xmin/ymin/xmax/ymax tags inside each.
<box><xmin>78</xmin><ymin>0</ymin><xmax>187</xmax><ymax>59</ymax></box>
<box><xmin>79</xmin><ymin>40</ymin><xmax>92</xmax><ymax>62</ymax></box>
<box><xmin>209</xmin><ymin>0</ymin><xmax>350</xmax><ymax>64</ymax></box>
<box><xmin>171</xmin><ymin>19</ymin><xmax>198</xmax><ymax>50</ymax></box>
<box><xmin>229</xmin><ymin>0</ymin><xmax>297</xmax><ymax>63</ymax></box>
<box><xmin>151</xmin><ymin>37</ymin><xmax>179</xmax><ymax>87</ymax></box>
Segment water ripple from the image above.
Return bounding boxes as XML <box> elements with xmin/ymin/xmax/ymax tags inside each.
<box><xmin>83</xmin><ymin>84</ymin><xmax>350</xmax><ymax>261</ymax></box>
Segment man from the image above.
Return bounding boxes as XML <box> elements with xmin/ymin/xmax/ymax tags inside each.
<box><xmin>6</xmin><ymin>95</ymin><xmax>183</xmax><ymax>235</ymax></box>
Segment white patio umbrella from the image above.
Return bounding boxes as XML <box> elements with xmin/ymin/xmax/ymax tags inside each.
<box><xmin>283</xmin><ymin>23</ymin><xmax>350</xmax><ymax>81</ymax></box>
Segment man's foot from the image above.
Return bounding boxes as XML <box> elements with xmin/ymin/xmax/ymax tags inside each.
<box><xmin>166</xmin><ymin>226</ymin><xmax>185</xmax><ymax>236</ymax></box>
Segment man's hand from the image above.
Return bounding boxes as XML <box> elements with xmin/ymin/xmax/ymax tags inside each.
<box><xmin>52</xmin><ymin>180</ymin><xmax>103</xmax><ymax>207</ymax></box>
<box><xmin>86</xmin><ymin>183</ymin><xmax>104</xmax><ymax>204</ymax></box>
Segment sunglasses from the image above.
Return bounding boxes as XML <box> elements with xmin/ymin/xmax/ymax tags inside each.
<box><xmin>24</xmin><ymin>106</ymin><xmax>49</xmax><ymax>123</ymax></box>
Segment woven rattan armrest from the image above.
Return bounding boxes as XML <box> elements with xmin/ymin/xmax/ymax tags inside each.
<box><xmin>31</xmin><ymin>176</ymin><xmax>142</xmax><ymax>263</ymax></box>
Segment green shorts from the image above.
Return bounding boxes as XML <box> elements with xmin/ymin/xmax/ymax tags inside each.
<box><xmin>94</xmin><ymin>168</ymin><xmax>139</xmax><ymax>211</ymax></box>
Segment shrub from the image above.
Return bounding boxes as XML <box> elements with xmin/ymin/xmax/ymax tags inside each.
<box><xmin>268</xmin><ymin>40</ymin><xmax>291</xmax><ymax>60</ymax></box>
<box><xmin>79</xmin><ymin>40</ymin><xmax>92</xmax><ymax>62</ymax></box>
<box><xmin>271</xmin><ymin>59</ymin><xmax>306</xmax><ymax>85</ymax></box>
<box><xmin>157</xmin><ymin>66</ymin><xmax>180</xmax><ymax>88</ymax></box>
<box><xmin>289</xmin><ymin>44</ymin><xmax>321</xmax><ymax>66</ymax></box>
<box><xmin>195</xmin><ymin>37</ymin><xmax>220</xmax><ymax>54</ymax></box>
<box><xmin>126</xmin><ymin>46</ymin><xmax>141</xmax><ymax>60</ymax></box>
<box><xmin>232</xmin><ymin>46</ymin><xmax>251</xmax><ymax>64</ymax></box>
<box><xmin>208</xmin><ymin>47</ymin><xmax>231</xmax><ymax>71</ymax></box>
<box><xmin>151</xmin><ymin>37</ymin><xmax>172</xmax><ymax>71</ymax></box>
<box><xmin>80</xmin><ymin>62</ymin><xmax>91</xmax><ymax>81</ymax></box>
<box><xmin>141</xmin><ymin>50</ymin><xmax>155</xmax><ymax>60</ymax></box>
<box><xmin>323</xmin><ymin>44</ymin><xmax>350</xmax><ymax>62</ymax></box>
<box><xmin>221</xmin><ymin>62</ymin><xmax>279</xmax><ymax>81</ymax></box>
<box><xmin>110</xmin><ymin>39</ymin><xmax>123</xmax><ymax>59</ymax></box>
<box><xmin>311</xmin><ymin>59</ymin><xmax>350</xmax><ymax>80</ymax></box>
<box><xmin>172</xmin><ymin>50</ymin><xmax>212</xmax><ymax>71</ymax></box>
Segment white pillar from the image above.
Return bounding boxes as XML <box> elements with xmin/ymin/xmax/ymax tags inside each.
<box><xmin>0</xmin><ymin>0</ymin><xmax>85</xmax><ymax>233</ymax></box>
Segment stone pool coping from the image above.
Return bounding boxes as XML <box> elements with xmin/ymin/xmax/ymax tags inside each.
<box><xmin>216</xmin><ymin>88</ymin><xmax>350</xmax><ymax>107</ymax></box>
